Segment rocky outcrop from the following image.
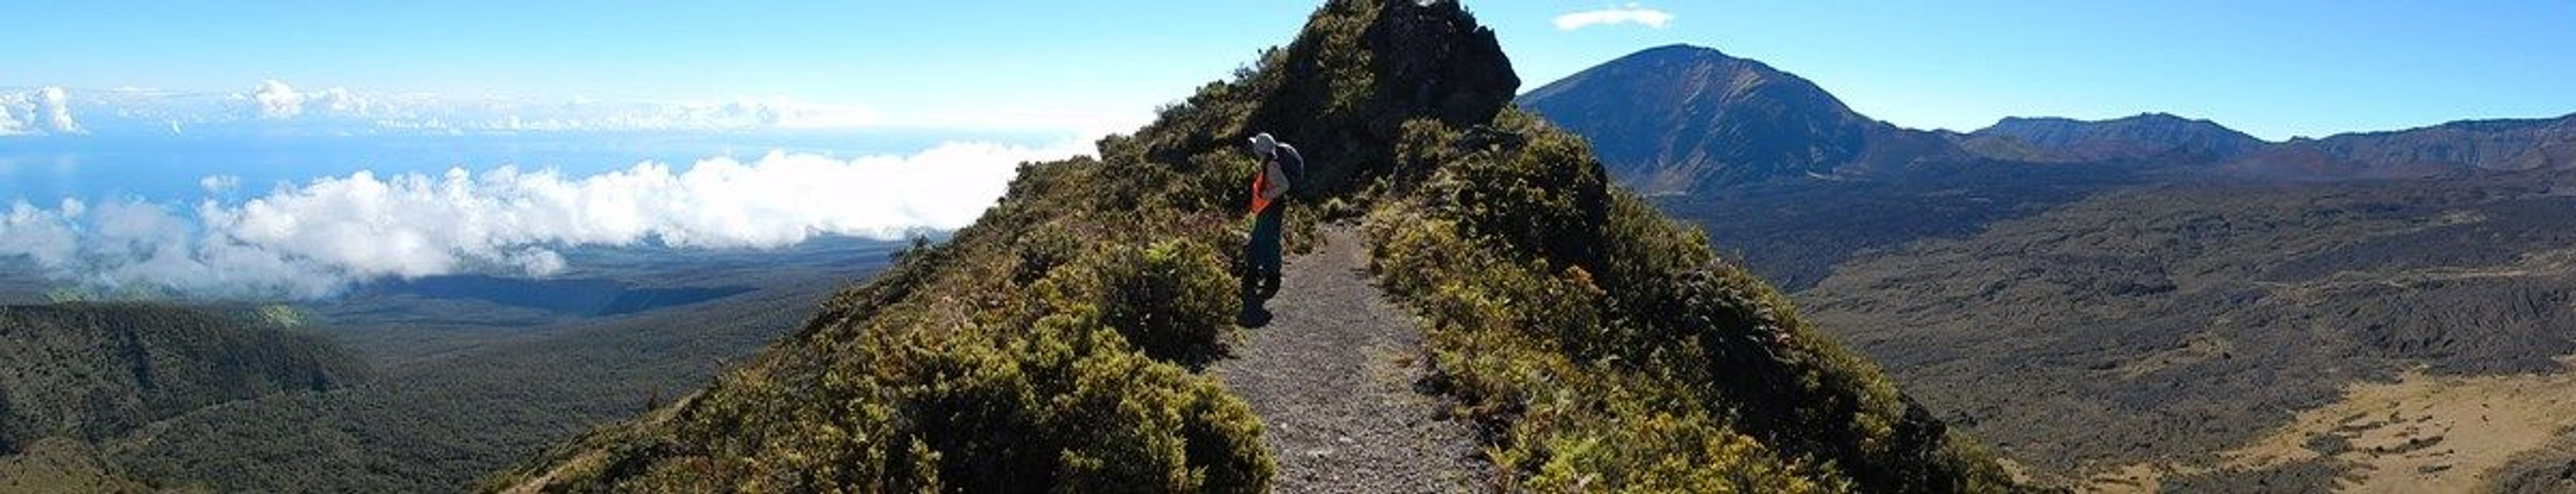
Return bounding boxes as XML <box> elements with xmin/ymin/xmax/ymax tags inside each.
<box><xmin>1244</xmin><ymin>0</ymin><xmax>1519</xmax><ymax>196</ymax></box>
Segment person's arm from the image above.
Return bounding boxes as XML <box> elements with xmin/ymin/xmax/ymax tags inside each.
<box><xmin>1261</xmin><ymin>158</ymin><xmax>1291</xmax><ymax>200</ymax></box>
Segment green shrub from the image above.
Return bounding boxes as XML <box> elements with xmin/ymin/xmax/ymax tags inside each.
<box><xmin>1013</xmin><ymin>221</ymin><xmax>1085</xmax><ymax>287</ymax></box>
<box><xmin>1421</xmin><ymin>113</ymin><xmax>1611</xmax><ymax>270</ymax></box>
<box><xmin>1365</xmin><ymin>206</ymin><xmax>1837</xmax><ymax>492</ymax></box>
<box><xmin>1050</xmin><ymin>239</ymin><xmax>1242</xmax><ymax>366</ymax></box>
<box><xmin>890</xmin><ymin>308</ymin><xmax>1269</xmax><ymax>492</ymax></box>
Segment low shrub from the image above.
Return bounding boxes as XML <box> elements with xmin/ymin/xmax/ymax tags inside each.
<box><xmin>1046</xmin><ymin>239</ymin><xmax>1242</xmax><ymax>367</ymax></box>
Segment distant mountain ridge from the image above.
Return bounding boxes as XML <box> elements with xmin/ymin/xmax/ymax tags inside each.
<box><xmin>1962</xmin><ymin>113</ymin><xmax>2263</xmax><ymax>164</ymax></box>
<box><xmin>1522</xmin><ymin>44</ymin><xmax>2576</xmax><ymax>193</ymax></box>
<box><xmin>2229</xmin><ymin>113</ymin><xmax>2576</xmax><ymax>180</ymax></box>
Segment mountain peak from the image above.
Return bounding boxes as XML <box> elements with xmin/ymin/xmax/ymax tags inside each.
<box><xmin>1517</xmin><ymin>44</ymin><xmax>1949</xmax><ymax>193</ymax></box>
<box><xmin>1631</xmin><ymin>43</ymin><xmax>1734</xmax><ymax>60</ymax></box>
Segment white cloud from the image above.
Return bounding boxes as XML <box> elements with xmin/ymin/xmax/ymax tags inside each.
<box><xmin>315</xmin><ymin>87</ymin><xmax>369</xmax><ymax>113</ymax></box>
<box><xmin>199</xmin><ymin>175</ymin><xmax>241</xmax><ymax>193</ymax></box>
<box><xmin>0</xmin><ymin>107</ymin><xmax>27</xmax><ymax>136</ymax></box>
<box><xmin>1</xmin><ymin>199</ymin><xmax>83</xmax><ymax>269</ymax></box>
<box><xmin>34</xmin><ymin>87</ymin><xmax>83</xmax><ymax>134</ymax></box>
<box><xmin>0</xmin><ymin>87</ymin><xmax>78</xmax><ymax>136</ymax></box>
<box><xmin>252</xmin><ymin>79</ymin><xmax>307</xmax><ymax>119</ymax></box>
<box><xmin>0</xmin><ymin>139</ymin><xmax>1086</xmax><ymax>299</ymax></box>
<box><xmin>1554</xmin><ymin>4</ymin><xmax>1676</xmax><ymax>30</ymax></box>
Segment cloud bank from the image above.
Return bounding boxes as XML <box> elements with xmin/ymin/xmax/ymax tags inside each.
<box><xmin>35</xmin><ymin>87</ymin><xmax>82</xmax><ymax>134</ymax></box>
<box><xmin>0</xmin><ymin>87</ymin><xmax>85</xmax><ymax>135</ymax></box>
<box><xmin>250</xmin><ymin>79</ymin><xmax>307</xmax><ymax>119</ymax></box>
<box><xmin>1554</xmin><ymin>5</ymin><xmax>1676</xmax><ymax>31</ymax></box>
<box><xmin>0</xmin><ymin>140</ymin><xmax>1085</xmax><ymax>299</ymax></box>
<box><xmin>0</xmin><ymin>105</ymin><xmax>23</xmax><ymax>136</ymax></box>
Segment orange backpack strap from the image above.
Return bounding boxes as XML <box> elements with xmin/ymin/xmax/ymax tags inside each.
<box><xmin>1249</xmin><ymin>171</ymin><xmax>1273</xmax><ymax>214</ymax></box>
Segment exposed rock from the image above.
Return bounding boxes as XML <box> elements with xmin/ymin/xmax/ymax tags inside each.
<box><xmin>1245</xmin><ymin>0</ymin><xmax>1520</xmax><ymax>196</ymax></box>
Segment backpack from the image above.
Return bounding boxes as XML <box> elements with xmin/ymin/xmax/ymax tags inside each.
<box><xmin>1275</xmin><ymin>143</ymin><xmax>1307</xmax><ymax>199</ymax></box>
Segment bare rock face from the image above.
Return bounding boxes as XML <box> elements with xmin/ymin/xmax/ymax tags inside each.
<box><xmin>1358</xmin><ymin>0</ymin><xmax>1519</xmax><ymax>127</ymax></box>
<box><xmin>1245</xmin><ymin>0</ymin><xmax>1519</xmax><ymax>196</ymax></box>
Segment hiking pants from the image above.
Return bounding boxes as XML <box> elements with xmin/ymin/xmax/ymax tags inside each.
<box><xmin>1244</xmin><ymin>209</ymin><xmax>1283</xmax><ymax>300</ymax></box>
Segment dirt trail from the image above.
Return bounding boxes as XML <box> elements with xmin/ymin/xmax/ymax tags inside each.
<box><xmin>1209</xmin><ymin>226</ymin><xmax>1491</xmax><ymax>493</ymax></box>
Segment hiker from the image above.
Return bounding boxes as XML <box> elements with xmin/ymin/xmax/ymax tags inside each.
<box><xmin>1242</xmin><ymin>132</ymin><xmax>1303</xmax><ymax>322</ymax></box>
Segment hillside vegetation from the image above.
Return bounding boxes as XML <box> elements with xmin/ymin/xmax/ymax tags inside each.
<box><xmin>494</xmin><ymin>1</ymin><xmax>2010</xmax><ymax>491</ymax></box>
<box><xmin>89</xmin><ymin>275</ymin><xmax>849</xmax><ymax>492</ymax></box>
<box><xmin>0</xmin><ymin>303</ymin><xmax>366</xmax><ymax>454</ymax></box>
<box><xmin>0</xmin><ymin>303</ymin><xmax>364</xmax><ymax>492</ymax></box>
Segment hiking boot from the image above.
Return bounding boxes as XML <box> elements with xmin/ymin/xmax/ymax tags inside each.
<box><xmin>1237</xmin><ymin>304</ymin><xmax>1273</xmax><ymax>328</ymax></box>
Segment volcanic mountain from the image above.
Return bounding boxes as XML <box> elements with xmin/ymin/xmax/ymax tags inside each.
<box><xmin>1515</xmin><ymin>44</ymin><xmax>1960</xmax><ymax>193</ymax></box>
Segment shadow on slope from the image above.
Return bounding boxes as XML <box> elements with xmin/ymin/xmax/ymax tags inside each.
<box><xmin>358</xmin><ymin>275</ymin><xmax>754</xmax><ymax>318</ymax></box>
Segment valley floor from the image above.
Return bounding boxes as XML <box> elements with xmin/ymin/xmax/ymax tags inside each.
<box><xmin>2084</xmin><ymin>356</ymin><xmax>2576</xmax><ymax>493</ymax></box>
<box><xmin>1790</xmin><ymin>173</ymin><xmax>2576</xmax><ymax>493</ymax></box>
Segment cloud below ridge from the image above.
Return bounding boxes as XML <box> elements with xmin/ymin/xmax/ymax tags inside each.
<box><xmin>0</xmin><ymin>139</ymin><xmax>1085</xmax><ymax>299</ymax></box>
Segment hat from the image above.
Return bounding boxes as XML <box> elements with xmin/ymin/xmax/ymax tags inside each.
<box><xmin>1248</xmin><ymin>133</ymin><xmax>1279</xmax><ymax>157</ymax></box>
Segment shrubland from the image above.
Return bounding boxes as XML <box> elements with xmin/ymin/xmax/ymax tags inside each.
<box><xmin>494</xmin><ymin>1</ymin><xmax>2015</xmax><ymax>491</ymax></box>
<box><xmin>1364</xmin><ymin>113</ymin><xmax>2012</xmax><ymax>491</ymax></box>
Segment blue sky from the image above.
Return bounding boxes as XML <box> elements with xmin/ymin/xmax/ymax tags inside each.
<box><xmin>8</xmin><ymin>1</ymin><xmax>2575</xmax><ymax>140</ymax></box>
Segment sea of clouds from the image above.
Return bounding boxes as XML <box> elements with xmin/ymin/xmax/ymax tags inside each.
<box><xmin>0</xmin><ymin>139</ymin><xmax>1087</xmax><ymax>299</ymax></box>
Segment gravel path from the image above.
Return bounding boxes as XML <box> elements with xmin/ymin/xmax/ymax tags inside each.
<box><xmin>1210</xmin><ymin>226</ymin><xmax>1491</xmax><ymax>493</ymax></box>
